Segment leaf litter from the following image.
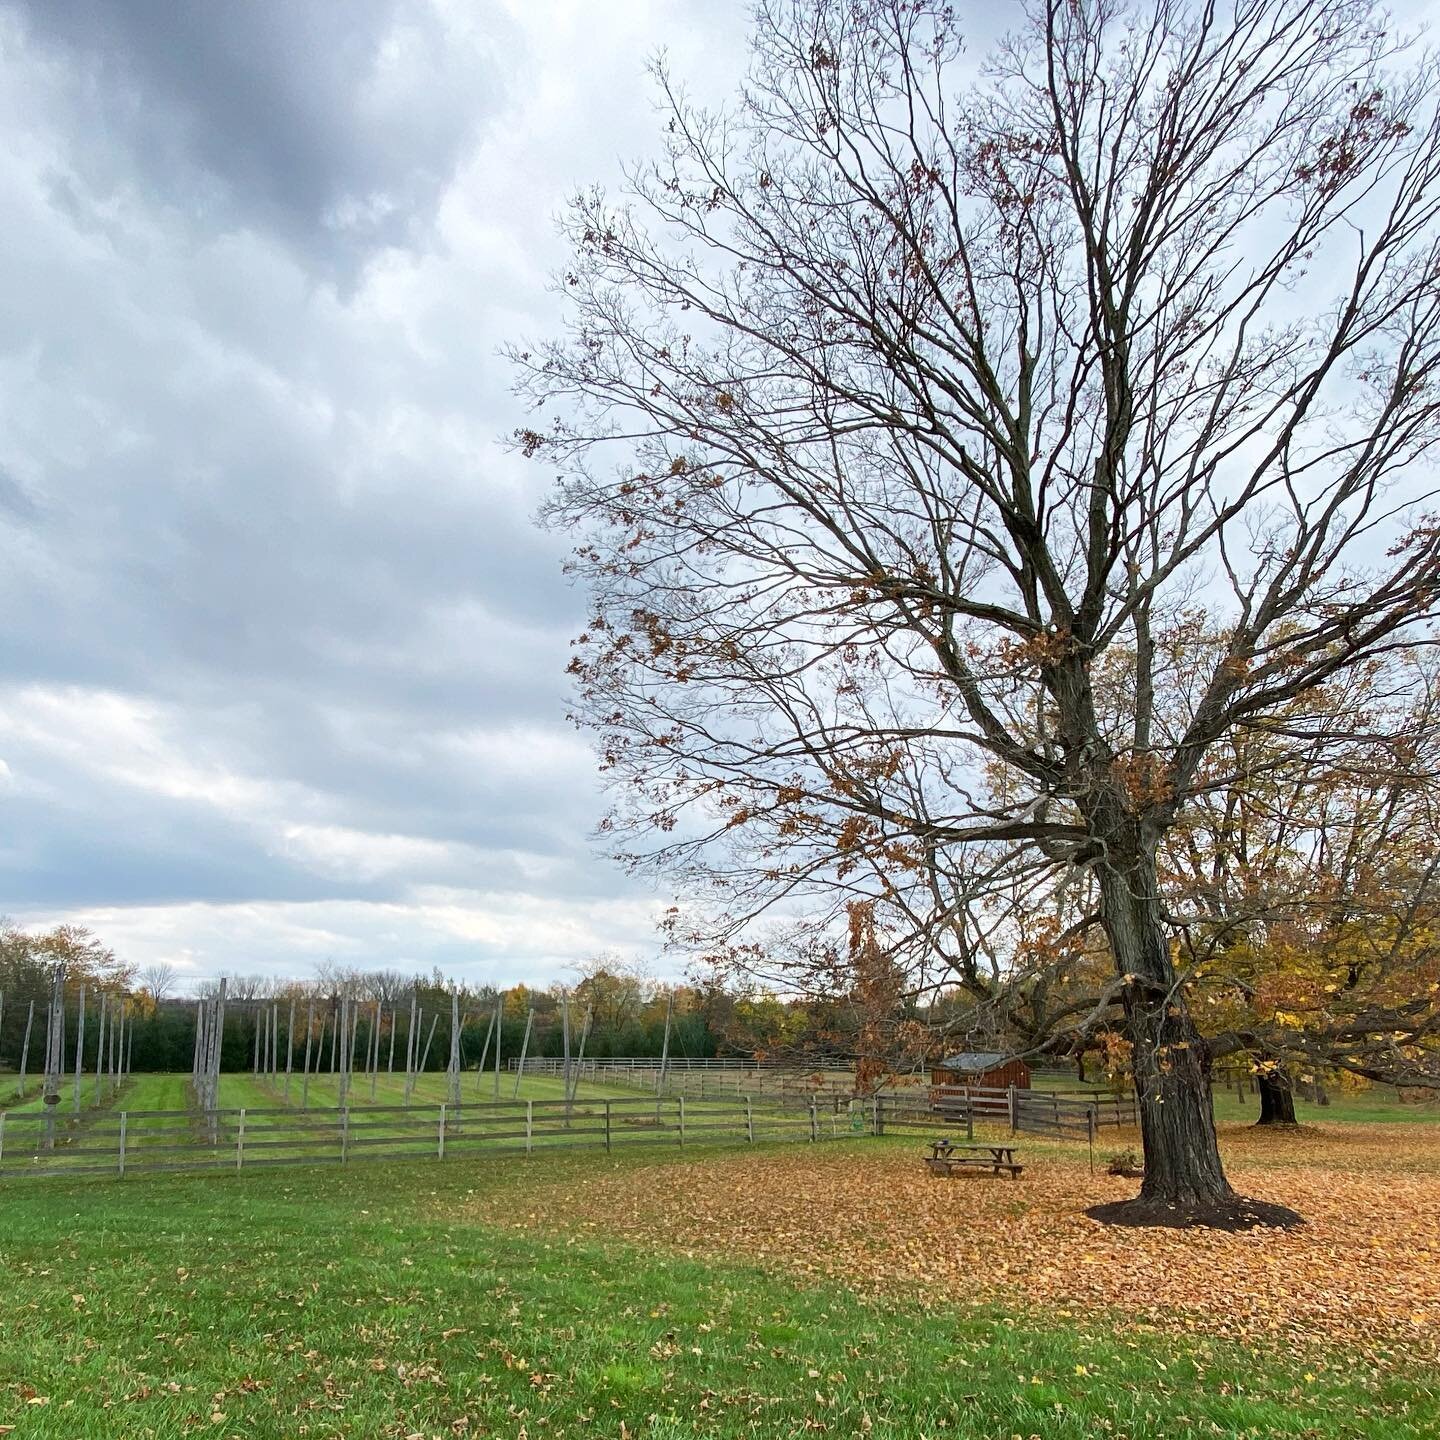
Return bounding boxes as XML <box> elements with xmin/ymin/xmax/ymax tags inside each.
<box><xmin>457</xmin><ymin>1121</ymin><xmax>1440</xmax><ymax>1361</ymax></box>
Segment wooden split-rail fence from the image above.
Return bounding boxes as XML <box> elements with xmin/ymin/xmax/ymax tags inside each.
<box><xmin>0</xmin><ymin>1093</ymin><xmax>881</xmax><ymax>1182</ymax></box>
<box><xmin>873</xmin><ymin>1085</ymin><xmax>1137</xmax><ymax>1140</ymax></box>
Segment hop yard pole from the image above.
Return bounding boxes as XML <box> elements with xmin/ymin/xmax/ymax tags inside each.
<box><xmin>301</xmin><ymin>999</ymin><xmax>315</xmax><ymax>1110</ymax></box>
<box><xmin>72</xmin><ymin>983</ymin><xmax>86</xmax><ymax>1115</ymax></box>
<box><xmin>371</xmin><ymin>1000</ymin><xmax>382</xmax><ymax>1102</ymax></box>
<box><xmin>658</xmin><ymin>990</ymin><xmax>673</xmax><ymax>1095</ymax></box>
<box><xmin>404</xmin><ymin>988</ymin><xmax>418</xmax><ymax>1106</ymax></box>
<box><xmin>285</xmin><ymin>997</ymin><xmax>296</xmax><ymax>1102</ymax></box>
<box><xmin>447</xmin><ymin>990</ymin><xmax>461</xmax><ymax>1109</ymax></box>
<box><xmin>492</xmin><ymin>995</ymin><xmax>502</xmax><ymax>1101</ymax></box>
<box><xmin>42</xmin><ymin>966</ymin><xmax>65</xmax><ymax>1149</ymax></box>
<box><xmin>561</xmin><ymin>992</ymin><xmax>572</xmax><ymax>1111</ymax></box>
<box><xmin>17</xmin><ymin>998</ymin><xmax>34</xmax><ymax>1100</ymax></box>
<box><xmin>512</xmin><ymin>1009</ymin><xmax>534</xmax><ymax>1098</ymax></box>
<box><xmin>569</xmin><ymin>1008</ymin><xmax>593</xmax><ymax>1105</ymax></box>
<box><xmin>96</xmin><ymin>993</ymin><xmax>109</xmax><ymax>1102</ymax></box>
<box><xmin>338</xmin><ymin>998</ymin><xmax>351</xmax><ymax>1108</ymax></box>
<box><xmin>475</xmin><ymin>1012</ymin><xmax>495</xmax><ymax>1095</ymax></box>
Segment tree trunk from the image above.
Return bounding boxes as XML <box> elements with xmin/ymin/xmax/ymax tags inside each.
<box><xmin>1255</xmin><ymin>1063</ymin><xmax>1298</xmax><ymax>1126</ymax></box>
<box><xmin>1098</xmin><ymin>855</ymin><xmax>1230</xmax><ymax>1204</ymax></box>
<box><xmin>1088</xmin><ymin>851</ymin><xmax>1299</xmax><ymax>1228</ymax></box>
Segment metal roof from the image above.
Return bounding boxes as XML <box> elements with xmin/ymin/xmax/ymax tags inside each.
<box><xmin>936</xmin><ymin>1051</ymin><xmax>1013</xmax><ymax>1071</ymax></box>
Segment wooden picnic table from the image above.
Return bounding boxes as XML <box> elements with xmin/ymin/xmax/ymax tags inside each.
<box><xmin>924</xmin><ymin>1138</ymin><xmax>1023</xmax><ymax>1179</ymax></box>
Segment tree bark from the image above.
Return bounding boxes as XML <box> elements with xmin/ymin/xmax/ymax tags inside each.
<box><xmin>1096</xmin><ymin>852</ymin><xmax>1234</xmax><ymax>1211</ymax></box>
<box><xmin>1255</xmin><ymin>1063</ymin><xmax>1299</xmax><ymax>1126</ymax></box>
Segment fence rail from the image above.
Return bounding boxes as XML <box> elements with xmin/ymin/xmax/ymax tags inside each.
<box><xmin>0</xmin><ymin>1093</ymin><xmax>877</xmax><ymax>1182</ymax></box>
<box><xmin>925</xmin><ymin>1084</ymin><xmax>1137</xmax><ymax>1137</ymax></box>
<box><xmin>512</xmin><ymin>1057</ymin><xmax>792</xmax><ymax>1073</ymax></box>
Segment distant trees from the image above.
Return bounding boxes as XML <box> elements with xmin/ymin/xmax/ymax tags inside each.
<box><xmin>520</xmin><ymin>0</ymin><xmax>1440</xmax><ymax>1223</ymax></box>
<box><xmin>138</xmin><ymin>963</ymin><xmax>178</xmax><ymax>1005</ymax></box>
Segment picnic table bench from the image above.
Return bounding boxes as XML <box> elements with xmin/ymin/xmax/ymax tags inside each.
<box><xmin>923</xmin><ymin>1138</ymin><xmax>1024</xmax><ymax>1179</ymax></box>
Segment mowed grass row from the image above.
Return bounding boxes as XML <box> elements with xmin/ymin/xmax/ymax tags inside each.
<box><xmin>2</xmin><ymin>1141</ymin><xmax>1437</xmax><ymax>1440</ymax></box>
<box><xmin>216</xmin><ymin>1067</ymin><xmax>644</xmax><ymax>1109</ymax></box>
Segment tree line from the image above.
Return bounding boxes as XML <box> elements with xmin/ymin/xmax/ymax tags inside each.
<box><xmin>0</xmin><ymin>930</ymin><xmax>731</xmax><ymax>1080</ymax></box>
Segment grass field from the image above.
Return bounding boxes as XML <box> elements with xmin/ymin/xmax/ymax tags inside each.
<box><xmin>214</xmin><ymin>1068</ymin><xmax>641</xmax><ymax>1109</ymax></box>
<box><xmin>2</xmin><ymin>1107</ymin><xmax>1437</xmax><ymax>1438</ymax></box>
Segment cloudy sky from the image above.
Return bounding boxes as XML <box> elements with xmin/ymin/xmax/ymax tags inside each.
<box><xmin>0</xmin><ymin>0</ymin><xmax>746</xmax><ymax>991</ymax></box>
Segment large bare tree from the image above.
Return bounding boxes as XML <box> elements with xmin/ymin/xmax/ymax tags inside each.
<box><xmin>517</xmin><ymin>0</ymin><xmax>1440</xmax><ymax>1225</ymax></box>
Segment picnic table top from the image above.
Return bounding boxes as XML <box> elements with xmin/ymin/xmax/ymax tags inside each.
<box><xmin>926</xmin><ymin>1139</ymin><xmax>1018</xmax><ymax>1157</ymax></box>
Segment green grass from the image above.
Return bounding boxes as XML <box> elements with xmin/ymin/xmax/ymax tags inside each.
<box><xmin>215</xmin><ymin>1067</ymin><xmax>639</xmax><ymax>1109</ymax></box>
<box><xmin>1211</xmin><ymin>1085</ymin><xmax>1440</xmax><ymax>1127</ymax></box>
<box><xmin>1</xmin><ymin>1143</ymin><xmax>1436</xmax><ymax>1438</ymax></box>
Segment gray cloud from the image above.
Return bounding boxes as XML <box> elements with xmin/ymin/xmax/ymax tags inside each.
<box><xmin>6</xmin><ymin>0</ymin><xmax>499</xmax><ymax>275</ymax></box>
<box><xmin>0</xmin><ymin>0</ymin><xmax>745</xmax><ymax>985</ymax></box>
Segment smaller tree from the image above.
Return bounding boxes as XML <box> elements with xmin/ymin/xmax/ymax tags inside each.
<box><xmin>139</xmin><ymin>963</ymin><xmax>178</xmax><ymax>1005</ymax></box>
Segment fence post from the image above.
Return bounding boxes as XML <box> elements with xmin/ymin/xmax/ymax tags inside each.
<box><xmin>438</xmin><ymin>1104</ymin><xmax>447</xmax><ymax>1159</ymax></box>
<box><xmin>340</xmin><ymin>1106</ymin><xmax>350</xmax><ymax>1164</ymax></box>
<box><xmin>1008</xmin><ymin>1084</ymin><xmax>1017</xmax><ymax>1135</ymax></box>
<box><xmin>746</xmin><ymin>1096</ymin><xmax>754</xmax><ymax>1143</ymax></box>
<box><xmin>603</xmin><ymin>1099</ymin><xmax>611</xmax><ymax>1154</ymax></box>
<box><xmin>527</xmin><ymin>1100</ymin><xmax>535</xmax><ymax>1156</ymax></box>
<box><xmin>117</xmin><ymin>1112</ymin><xmax>127</xmax><ymax>1178</ymax></box>
<box><xmin>0</xmin><ymin>1111</ymin><xmax>5</xmax><ymax>1173</ymax></box>
<box><xmin>809</xmin><ymin>1100</ymin><xmax>818</xmax><ymax>1143</ymax></box>
<box><xmin>236</xmin><ymin>1108</ymin><xmax>246</xmax><ymax>1172</ymax></box>
<box><xmin>872</xmin><ymin>1093</ymin><xmax>881</xmax><ymax>1136</ymax></box>
<box><xmin>1088</xmin><ymin>1106</ymin><xmax>1096</xmax><ymax>1173</ymax></box>
<box><xmin>678</xmin><ymin>1094</ymin><xmax>686</xmax><ymax>1146</ymax></box>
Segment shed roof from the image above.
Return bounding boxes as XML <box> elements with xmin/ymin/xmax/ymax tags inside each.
<box><xmin>936</xmin><ymin>1051</ymin><xmax>1019</xmax><ymax>1072</ymax></box>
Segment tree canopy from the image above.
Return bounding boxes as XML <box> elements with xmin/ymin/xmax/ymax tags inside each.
<box><xmin>519</xmin><ymin>0</ymin><xmax>1440</xmax><ymax>1224</ymax></box>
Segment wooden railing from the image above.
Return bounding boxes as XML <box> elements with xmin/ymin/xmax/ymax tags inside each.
<box><xmin>0</xmin><ymin>1094</ymin><xmax>874</xmax><ymax>1182</ymax></box>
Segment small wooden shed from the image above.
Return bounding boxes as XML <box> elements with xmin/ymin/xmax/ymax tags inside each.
<box><xmin>930</xmin><ymin>1051</ymin><xmax>1031</xmax><ymax>1091</ymax></box>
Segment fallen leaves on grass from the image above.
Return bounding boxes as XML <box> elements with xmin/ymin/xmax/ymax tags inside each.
<box><xmin>459</xmin><ymin>1122</ymin><xmax>1440</xmax><ymax>1358</ymax></box>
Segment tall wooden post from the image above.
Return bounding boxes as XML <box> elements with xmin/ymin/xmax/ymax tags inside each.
<box><xmin>404</xmin><ymin>988</ymin><xmax>418</xmax><ymax>1106</ymax></box>
<box><xmin>284</xmin><ymin>997</ymin><xmax>296</xmax><ymax>1102</ymax></box>
<box><xmin>561</xmin><ymin>991</ymin><xmax>572</xmax><ymax>1100</ymax></box>
<box><xmin>17</xmin><ymin>998</ymin><xmax>35</xmax><ymax>1099</ymax></box>
<box><xmin>338</xmin><ymin>997</ymin><xmax>351</xmax><ymax>1108</ymax></box>
<box><xmin>570</xmin><ymin>1008</ymin><xmax>593</xmax><ymax>1104</ymax></box>
<box><xmin>370</xmin><ymin>1000</ymin><xmax>381</xmax><ymax>1101</ymax></box>
<box><xmin>493</xmin><ymin>995</ymin><xmax>502</xmax><ymax>1101</ymax></box>
<box><xmin>476</xmin><ymin>1013</ymin><xmax>494</xmax><ymax>1095</ymax></box>
<box><xmin>512</xmin><ymin>1009</ymin><xmax>534</xmax><ymax>1098</ymax></box>
<box><xmin>97</xmin><ymin>993</ymin><xmax>110</xmax><ymax>1101</ymax></box>
<box><xmin>447</xmin><ymin>990</ymin><xmax>462</xmax><ymax>1109</ymax></box>
<box><xmin>387</xmin><ymin>1006</ymin><xmax>396</xmax><ymax>1075</ymax></box>
<box><xmin>301</xmin><ymin>999</ymin><xmax>315</xmax><ymax>1110</ymax></box>
<box><xmin>73</xmin><ymin>983</ymin><xmax>86</xmax><ymax>1115</ymax></box>
<box><xmin>42</xmin><ymin>966</ymin><xmax>65</xmax><ymax>1148</ymax></box>
<box><xmin>658</xmin><ymin>990</ymin><xmax>674</xmax><ymax>1094</ymax></box>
